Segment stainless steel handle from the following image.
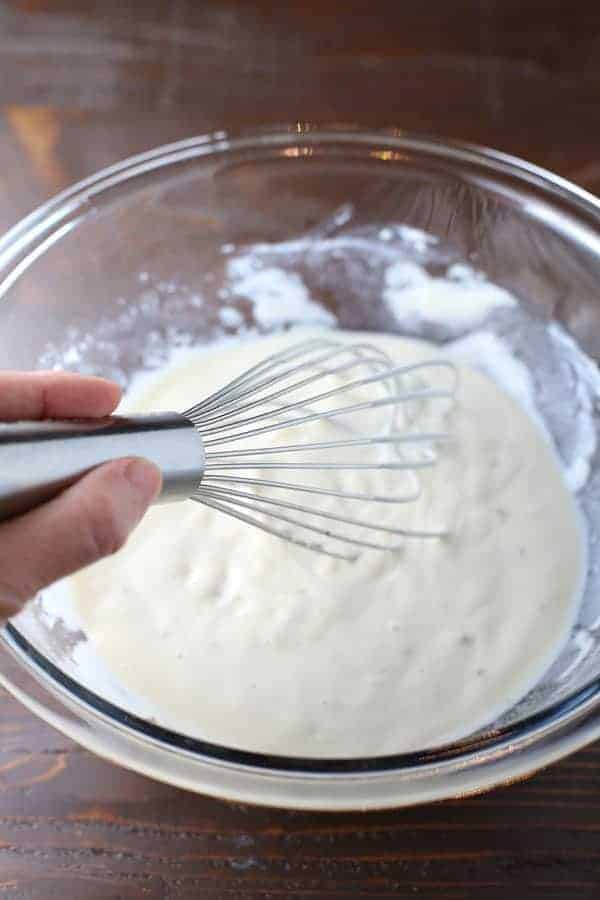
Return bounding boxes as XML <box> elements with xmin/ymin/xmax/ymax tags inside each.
<box><xmin>0</xmin><ymin>412</ymin><xmax>205</xmax><ymax>523</ymax></box>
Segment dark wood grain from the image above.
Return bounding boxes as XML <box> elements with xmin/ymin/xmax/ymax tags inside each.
<box><xmin>1</xmin><ymin>1</ymin><xmax>600</xmax><ymax>897</ymax></box>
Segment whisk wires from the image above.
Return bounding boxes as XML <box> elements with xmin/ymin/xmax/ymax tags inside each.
<box><xmin>184</xmin><ymin>338</ymin><xmax>457</xmax><ymax>560</ymax></box>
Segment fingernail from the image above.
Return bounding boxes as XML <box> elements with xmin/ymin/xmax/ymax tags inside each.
<box><xmin>123</xmin><ymin>458</ymin><xmax>163</xmax><ymax>507</ymax></box>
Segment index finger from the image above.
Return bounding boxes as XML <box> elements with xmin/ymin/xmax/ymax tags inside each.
<box><xmin>0</xmin><ymin>371</ymin><xmax>122</xmax><ymax>420</ymax></box>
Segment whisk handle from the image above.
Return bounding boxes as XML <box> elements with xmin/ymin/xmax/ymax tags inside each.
<box><xmin>0</xmin><ymin>412</ymin><xmax>205</xmax><ymax>524</ymax></box>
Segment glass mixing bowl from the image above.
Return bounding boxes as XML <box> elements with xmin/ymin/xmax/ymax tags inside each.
<box><xmin>1</xmin><ymin>126</ymin><xmax>600</xmax><ymax>811</ymax></box>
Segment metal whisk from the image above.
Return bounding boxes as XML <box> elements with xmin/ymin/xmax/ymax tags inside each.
<box><xmin>0</xmin><ymin>338</ymin><xmax>457</xmax><ymax>559</ymax></box>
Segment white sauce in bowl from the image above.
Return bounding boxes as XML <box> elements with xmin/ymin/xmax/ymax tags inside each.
<box><xmin>71</xmin><ymin>330</ymin><xmax>585</xmax><ymax>757</ymax></box>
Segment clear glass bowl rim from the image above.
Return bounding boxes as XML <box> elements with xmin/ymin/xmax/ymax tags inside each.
<box><xmin>1</xmin><ymin>124</ymin><xmax>600</xmax><ymax>808</ymax></box>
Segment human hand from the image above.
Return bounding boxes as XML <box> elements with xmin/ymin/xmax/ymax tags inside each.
<box><xmin>0</xmin><ymin>372</ymin><xmax>162</xmax><ymax>622</ymax></box>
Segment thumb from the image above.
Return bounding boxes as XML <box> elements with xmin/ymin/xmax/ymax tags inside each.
<box><xmin>0</xmin><ymin>458</ymin><xmax>162</xmax><ymax>621</ymax></box>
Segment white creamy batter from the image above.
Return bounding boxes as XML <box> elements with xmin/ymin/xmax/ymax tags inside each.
<box><xmin>72</xmin><ymin>330</ymin><xmax>585</xmax><ymax>757</ymax></box>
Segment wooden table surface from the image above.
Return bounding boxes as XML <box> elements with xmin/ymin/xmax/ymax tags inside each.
<box><xmin>1</xmin><ymin>2</ymin><xmax>600</xmax><ymax>897</ymax></box>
